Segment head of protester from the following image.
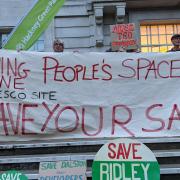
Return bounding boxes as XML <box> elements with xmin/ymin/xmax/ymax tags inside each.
<box><xmin>53</xmin><ymin>39</ymin><xmax>64</xmax><ymax>52</ymax></box>
<box><xmin>168</xmin><ymin>34</ymin><xmax>180</xmax><ymax>52</ymax></box>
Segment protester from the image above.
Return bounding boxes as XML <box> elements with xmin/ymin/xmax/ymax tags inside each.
<box><xmin>53</xmin><ymin>39</ymin><xmax>64</xmax><ymax>52</ymax></box>
<box><xmin>125</xmin><ymin>44</ymin><xmax>140</xmax><ymax>53</ymax></box>
<box><xmin>168</xmin><ymin>34</ymin><xmax>180</xmax><ymax>52</ymax></box>
<box><xmin>106</xmin><ymin>47</ymin><xmax>113</xmax><ymax>52</ymax></box>
<box><xmin>126</xmin><ymin>48</ymin><xmax>140</xmax><ymax>53</ymax></box>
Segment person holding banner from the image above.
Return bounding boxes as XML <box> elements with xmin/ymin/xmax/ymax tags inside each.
<box><xmin>53</xmin><ymin>39</ymin><xmax>64</xmax><ymax>52</ymax></box>
<box><xmin>106</xmin><ymin>45</ymin><xmax>126</xmax><ymax>52</ymax></box>
<box><xmin>126</xmin><ymin>45</ymin><xmax>140</xmax><ymax>53</ymax></box>
<box><xmin>168</xmin><ymin>34</ymin><xmax>180</xmax><ymax>52</ymax></box>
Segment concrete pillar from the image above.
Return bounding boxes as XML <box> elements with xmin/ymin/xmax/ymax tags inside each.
<box><xmin>44</xmin><ymin>21</ymin><xmax>54</xmax><ymax>52</ymax></box>
<box><xmin>94</xmin><ymin>6</ymin><xmax>104</xmax><ymax>47</ymax></box>
<box><xmin>116</xmin><ymin>3</ymin><xmax>126</xmax><ymax>23</ymax></box>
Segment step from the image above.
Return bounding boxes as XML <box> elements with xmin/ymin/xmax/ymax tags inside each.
<box><xmin>0</xmin><ymin>149</ymin><xmax>179</xmax><ymax>164</ymax></box>
<box><xmin>0</xmin><ymin>137</ymin><xmax>180</xmax><ymax>149</ymax></box>
<box><xmin>160</xmin><ymin>164</ymin><xmax>180</xmax><ymax>174</ymax></box>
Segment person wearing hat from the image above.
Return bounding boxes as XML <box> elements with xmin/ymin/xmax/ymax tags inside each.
<box><xmin>53</xmin><ymin>39</ymin><xmax>64</xmax><ymax>52</ymax></box>
<box><xmin>168</xmin><ymin>34</ymin><xmax>180</xmax><ymax>52</ymax></box>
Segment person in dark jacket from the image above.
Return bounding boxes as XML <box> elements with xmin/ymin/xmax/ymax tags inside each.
<box><xmin>168</xmin><ymin>34</ymin><xmax>180</xmax><ymax>52</ymax></box>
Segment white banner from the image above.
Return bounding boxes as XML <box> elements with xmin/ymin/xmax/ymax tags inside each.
<box><xmin>0</xmin><ymin>50</ymin><xmax>180</xmax><ymax>141</ymax></box>
<box><xmin>39</xmin><ymin>161</ymin><xmax>86</xmax><ymax>180</ymax></box>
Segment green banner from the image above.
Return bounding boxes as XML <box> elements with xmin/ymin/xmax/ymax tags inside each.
<box><xmin>3</xmin><ymin>0</ymin><xmax>65</xmax><ymax>50</ymax></box>
<box><xmin>93</xmin><ymin>161</ymin><xmax>160</xmax><ymax>180</ymax></box>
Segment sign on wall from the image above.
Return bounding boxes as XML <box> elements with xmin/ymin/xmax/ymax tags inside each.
<box><xmin>39</xmin><ymin>161</ymin><xmax>87</xmax><ymax>180</ymax></box>
<box><xmin>110</xmin><ymin>23</ymin><xmax>137</xmax><ymax>51</ymax></box>
<box><xmin>3</xmin><ymin>0</ymin><xmax>65</xmax><ymax>50</ymax></box>
<box><xmin>92</xmin><ymin>138</ymin><xmax>160</xmax><ymax>180</ymax></box>
<box><xmin>0</xmin><ymin>170</ymin><xmax>28</xmax><ymax>180</ymax></box>
<box><xmin>0</xmin><ymin>50</ymin><xmax>180</xmax><ymax>141</ymax></box>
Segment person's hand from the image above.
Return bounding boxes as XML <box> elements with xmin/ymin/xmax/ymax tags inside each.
<box><xmin>118</xmin><ymin>47</ymin><xmax>126</xmax><ymax>52</ymax></box>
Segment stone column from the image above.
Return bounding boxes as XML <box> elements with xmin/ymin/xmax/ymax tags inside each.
<box><xmin>94</xmin><ymin>6</ymin><xmax>104</xmax><ymax>47</ymax></box>
<box><xmin>116</xmin><ymin>3</ymin><xmax>126</xmax><ymax>24</ymax></box>
<box><xmin>44</xmin><ymin>20</ymin><xmax>54</xmax><ymax>52</ymax></box>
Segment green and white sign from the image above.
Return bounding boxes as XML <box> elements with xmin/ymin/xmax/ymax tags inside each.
<box><xmin>0</xmin><ymin>170</ymin><xmax>28</xmax><ymax>180</ymax></box>
<box><xmin>39</xmin><ymin>161</ymin><xmax>87</xmax><ymax>180</ymax></box>
<box><xmin>3</xmin><ymin>0</ymin><xmax>65</xmax><ymax>50</ymax></box>
<box><xmin>92</xmin><ymin>138</ymin><xmax>160</xmax><ymax>180</ymax></box>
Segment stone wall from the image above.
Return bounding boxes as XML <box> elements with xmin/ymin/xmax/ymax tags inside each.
<box><xmin>0</xmin><ymin>0</ymin><xmax>180</xmax><ymax>52</ymax></box>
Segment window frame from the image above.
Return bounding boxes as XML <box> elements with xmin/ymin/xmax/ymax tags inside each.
<box><xmin>0</xmin><ymin>26</ymin><xmax>13</xmax><ymax>48</ymax></box>
<box><xmin>140</xmin><ymin>20</ymin><xmax>180</xmax><ymax>52</ymax></box>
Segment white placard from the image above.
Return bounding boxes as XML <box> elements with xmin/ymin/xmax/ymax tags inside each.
<box><xmin>39</xmin><ymin>161</ymin><xmax>86</xmax><ymax>180</ymax></box>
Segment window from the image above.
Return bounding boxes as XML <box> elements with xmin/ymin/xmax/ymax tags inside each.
<box><xmin>140</xmin><ymin>24</ymin><xmax>180</xmax><ymax>52</ymax></box>
<box><xmin>1</xmin><ymin>34</ymin><xmax>9</xmax><ymax>48</ymax></box>
<box><xmin>0</xmin><ymin>27</ymin><xmax>12</xmax><ymax>48</ymax></box>
<box><xmin>0</xmin><ymin>27</ymin><xmax>44</xmax><ymax>51</ymax></box>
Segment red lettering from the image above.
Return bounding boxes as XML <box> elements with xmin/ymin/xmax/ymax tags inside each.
<box><xmin>170</xmin><ymin>60</ymin><xmax>180</xmax><ymax>78</ymax></box>
<box><xmin>7</xmin><ymin>57</ymin><xmax>17</xmax><ymax>76</ymax></box>
<box><xmin>7</xmin><ymin>103</ymin><xmax>21</xmax><ymax>135</ymax></box>
<box><xmin>62</xmin><ymin>66</ymin><xmax>76</xmax><ymax>82</ymax></box>
<box><xmin>41</xmin><ymin>102</ymin><xmax>60</xmax><ymax>132</ymax></box>
<box><xmin>102</xmin><ymin>60</ymin><xmax>112</xmax><ymax>81</ymax></box>
<box><xmin>122</xmin><ymin>143</ymin><xmax>131</xmax><ymax>159</ymax></box>
<box><xmin>137</xmin><ymin>58</ymin><xmax>151</xmax><ymax>80</ymax></box>
<box><xmin>168</xmin><ymin>104</ymin><xmax>180</xmax><ymax>129</ymax></box>
<box><xmin>54</xmin><ymin>65</ymin><xmax>64</xmax><ymax>82</ymax></box>
<box><xmin>22</xmin><ymin>104</ymin><xmax>38</xmax><ymax>135</ymax></box>
<box><xmin>143</xmin><ymin>104</ymin><xmax>165</xmax><ymax>132</ymax></box>
<box><xmin>14</xmin><ymin>77</ymin><xmax>24</xmax><ymax>90</ymax></box>
<box><xmin>74</xmin><ymin>65</ymin><xmax>83</xmax><ymax>81</ymax></box>
<box><xmin>117</xmin><ymin>143</ymin><xmax>126</xmax><ymax>159</ymax></box>
<box><xmin>117</xmin><ymin>143</ymin><xmax>132</xmax><ymax>159</ymax></box>
<box><xmin>83</xmin><ymin>66</ymin><xmax>92</xmax><ymax>80</ymax></box>
<box><xmin>55</xmin><ymin>106</ymin><xmax>79</xmax><ymax>132</ymax></box>
<box><xmin>42</xmin><ymin>56</ymin><xmax>59</xmax><ymax>84</ymax></box>
<box><xmin>112</xmin><ymin>105</ymin><xmax>134</xmax><ymax>136</ymax></box>
<box><xmin>0</xmin><ymin>76</ymin><xmax>11</xmax><ymax>88</ymax></box>
<box><xmin>132</xmin><ymin>143</ymin><xmax>142</xmax><ymax>159</ymax></box>
<box><xmin>118</xmin><ymin>59</ymin><xmax>136</xmax><ymax>78</ymax></box>
<box><xmin>17</xmin><ymin>62</ymin><xmax>30</xmax><ymax>78</ymax></box>
<box><xmin>145</xmin><ymin>60</ymin><xmax>157</xmax><ymax>80</ymax></box>
<box><xmin>82</xmin><ymin>107</ymin><xmax>103</xmax><ymax>136</ymax></box>
<box><xmin>157</xmin><ymin>61</ymin><xmax>169</xmax><ymax>78</ymax></box>
<box><xmin>108</xmin><ymin>143</ymin><xmax>116</xmax><ymax>159</ymax></box>
<box><xmin>92</xmin><ymin>64</ymin><xmax>100</xmax><ymax>80</ymax></box>
<box><xmin>0</xmin><ymin>103</ymin><xmax>9</xmax><ymax>135</ymax></box>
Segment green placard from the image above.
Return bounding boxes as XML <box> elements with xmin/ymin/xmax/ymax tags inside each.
<box><xmin>3</xmin><ymin>0</ymin><xmax>65</xmax><ymax>50</ymax></box>
<box><xmin>92</xmin><ymin>138</ymin><xmax>160</xmax><ymax>180</ymax></box>
<box><xmin>0</xmin><ymin>170</ymin><xmax>28</xmax><ymax>180</ymax></box>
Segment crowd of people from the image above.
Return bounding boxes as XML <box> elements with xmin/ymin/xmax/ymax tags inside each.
<box><xmin>53</xmin><ymin>34</ymin><xmax>180</xmax><ymax>53</ymax></box>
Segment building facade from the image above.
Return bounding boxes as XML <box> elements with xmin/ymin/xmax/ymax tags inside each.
<box><xmin>1</xmin><ymin>0</ymin><xmax>180</xmax><ymax>52</ymax></box>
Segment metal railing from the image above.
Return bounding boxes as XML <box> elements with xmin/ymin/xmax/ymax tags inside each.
<box><xmin>0</xmin><ymin>137</ymin><xmax>180</xmax><ymax>179</ymax></box>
